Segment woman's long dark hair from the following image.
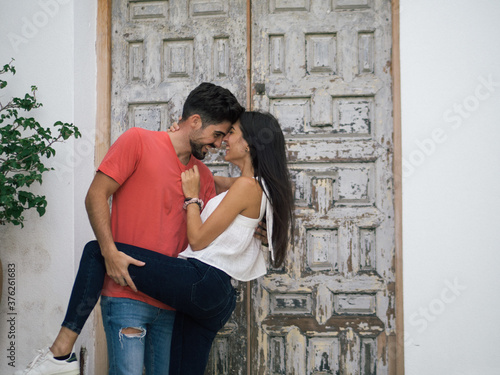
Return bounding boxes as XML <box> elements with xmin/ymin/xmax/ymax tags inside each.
<box><xmin>239</xmin><ymin>111</ymin><xmax>295</xmax><ymax>268</ymax></box>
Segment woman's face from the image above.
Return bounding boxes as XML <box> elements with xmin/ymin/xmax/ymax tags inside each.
<box><xmin>223</xmin><ymin>121</ymin><xmax>249</xmax><ymax>162</ymax></box>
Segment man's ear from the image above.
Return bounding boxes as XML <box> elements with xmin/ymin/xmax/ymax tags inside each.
<box><xmin>187</xmin><ymin>114</ymin><xmax>202</xmax><ymax>129</ymax></box>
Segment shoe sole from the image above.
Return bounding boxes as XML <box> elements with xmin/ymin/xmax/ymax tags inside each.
<box><xmin>48</xmin><ymin>370</ymin><xmax>79</xmax><ymax>375</ymax></box>
<box><xmin>14</xmin><ymin>369</ymin><xmax>79</xmax><ymax>375</ymax></box>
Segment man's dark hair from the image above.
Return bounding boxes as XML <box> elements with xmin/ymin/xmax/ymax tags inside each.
<box><xmin>181</xmin><ymin>82</ymin><xmax>245</xmax><ymax>127</ymax></box>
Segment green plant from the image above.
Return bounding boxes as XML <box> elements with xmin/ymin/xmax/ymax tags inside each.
<box><xmin>0</xmin><ymin>60</ymin><xmax>81</xmax><ymax>226</ymax></box>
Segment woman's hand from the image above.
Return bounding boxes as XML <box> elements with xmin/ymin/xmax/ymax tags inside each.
<box><xmin>167</xmin><ymin>122</ymin><xmax>180</xmax><ymax>132</ymax></box>
<box><xmin>167</xmin><ymin>117</ymin><xmax>181</xmax><ymax>132</ymax></box>
<box><xmin>181</xmin><ymin>165</ymin><xmax>201</xmax><ymax>198</ymax></box>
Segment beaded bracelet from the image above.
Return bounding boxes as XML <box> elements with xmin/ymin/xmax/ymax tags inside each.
<box><xmin>183</xmin><ymin>197</ymin><xmax>204</xmax><ymax>210</ymax></box>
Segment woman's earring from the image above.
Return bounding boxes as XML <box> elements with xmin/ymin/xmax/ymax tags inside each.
<box><xmin>245</xmin><ymin>147</ymin><xmax>249</xmax><ymax>152</ymax></box>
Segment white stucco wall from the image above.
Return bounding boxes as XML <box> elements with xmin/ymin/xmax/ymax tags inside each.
<box><xmin>401</xmin><ymin>1</ymin><xmax>500</xmax><ymax>374</ymax></box>
<box><xmin>0</xmin><ymin>0</ymin><xmax>96</xmax><ymax>373</ymax></box>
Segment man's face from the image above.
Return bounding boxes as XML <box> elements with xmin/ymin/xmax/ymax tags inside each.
<box><xmin>189</xmin><ymin>121</ymin><xmax>232</xmax><ymax>160</ymax></box>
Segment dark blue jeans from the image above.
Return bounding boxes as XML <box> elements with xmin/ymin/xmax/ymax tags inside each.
<box><xmin>62</xmin><ymin>240</ymin><xmax>237</xmax><ymax>375</ymax></box>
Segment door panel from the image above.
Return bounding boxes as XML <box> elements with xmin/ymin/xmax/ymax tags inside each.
<box><xmin>251</xmin><ymin>0</ymin><xmax>394</xmax><ymax>374</ymax></box>
<box><xmin>111</xmin><ymin>1</ymin><xmax>248</xmax><ymax>374</ymax></box>
<box><xmin>111</xmin><ymin>0</ymin><xmax>247</xmax><ymax>142</ymax></box>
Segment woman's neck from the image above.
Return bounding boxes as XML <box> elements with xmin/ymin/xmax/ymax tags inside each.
<box><xmin>234</xmin><ymin>159</ymin><xmax>254</xmax><ymax>178</ymax></box>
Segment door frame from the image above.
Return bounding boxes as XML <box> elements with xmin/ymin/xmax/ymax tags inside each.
<box><xmin>391</xmin><ymin>1</ymin><xmax>404</xmax><ymax>374</ymax></box>
<box><xmin>93</xmin><ymin>1</ymin><xmax>404</xmax><ymax>374</ymax></box>
<box><xmin>94</xmin><ymin>0</ymin><xmax>111</xmax><ymax>374</ymax></box>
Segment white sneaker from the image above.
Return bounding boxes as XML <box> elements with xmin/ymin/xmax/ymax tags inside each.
<box><xmin>14</xmin><ymin>347</ymin><xmax>79</xmax><ymax>375</ymax></box>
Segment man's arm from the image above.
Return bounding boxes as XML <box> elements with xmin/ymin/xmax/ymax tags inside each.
<box><xmin>85</xmin><ymin>171</ymin><xmax>144</xmax><ymax>292</ymax></box>
<box><xmin>213</xmin><ymin>176</ymin><xmax>238</xmax><ymax>195</ymax></box>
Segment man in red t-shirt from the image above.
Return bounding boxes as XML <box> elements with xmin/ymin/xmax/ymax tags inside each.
<box><xmin>85</xmin><ymin>83</ymin><xmax>244</xmax><ymax>375</ymax></box>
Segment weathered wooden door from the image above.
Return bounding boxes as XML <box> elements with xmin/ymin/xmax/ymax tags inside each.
<box><xmin>110</xmin><ymin>1</ymin><xmax>395</xmax><ymax>374</ymax></box>
<box><xmin>250</xmin><ymin>1</ymin><xmax>395</xmax><ymax>374</ymax></box>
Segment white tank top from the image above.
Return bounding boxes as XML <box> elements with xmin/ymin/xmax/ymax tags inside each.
<box><xmin>178</xmin><ymin>182</ymin><xmax>273</xmax><ymax>282</ymax></box>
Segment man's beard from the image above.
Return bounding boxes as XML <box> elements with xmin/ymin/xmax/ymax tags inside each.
<box><xmin>190</xmin><ymin>140</ymin><xmax>211</xmax><ymax>160</ymax></box>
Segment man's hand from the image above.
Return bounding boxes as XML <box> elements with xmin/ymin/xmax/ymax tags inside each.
<box><xmin>254</xmin><ymin>221</ymin><xmax>269</xmax><ymax>247</ymax></box>
<box><xmin>103</xmin><ymin>247</ymin><xmax>145</xmax><ymax>292</ymax></box>
<box><xmin>213</xmin><ymin>176</ymin><xmax>238</xmax><ymax>195</ymax></box>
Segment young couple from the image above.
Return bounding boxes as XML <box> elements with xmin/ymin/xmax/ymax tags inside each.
<box><xmin>15</xmin><ymin>83</ymin><xmax>294</xmax><ymax>375</ymax></box>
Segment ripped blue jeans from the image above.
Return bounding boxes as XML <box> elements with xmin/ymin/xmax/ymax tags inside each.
<box><xmin>101</xmin><ymin>296</ymin><xmax>175</xmax><ymax>375</ymax></box>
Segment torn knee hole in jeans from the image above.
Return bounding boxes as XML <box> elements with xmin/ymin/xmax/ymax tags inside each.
<box><xmin>119</xmin><ymin>326</ymin><xmax>146</xmax><ymax>339</ymax></box>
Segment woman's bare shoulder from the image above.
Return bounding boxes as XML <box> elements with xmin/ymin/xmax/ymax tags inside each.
<box><xmin>227</xmin><ymin>177</ymin><xmax>262</xmax><ymax>199</ymax></box>
<box><xmin>231</xmin><ymin>176</ymin><xmax>261</xmax><ymax>190</ymax></box>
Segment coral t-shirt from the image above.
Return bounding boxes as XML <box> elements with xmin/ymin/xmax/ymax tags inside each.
<box><xmin>98</xmin><ymin>127</ymin><xmax>216</xmax><ymax>309</ymax></box>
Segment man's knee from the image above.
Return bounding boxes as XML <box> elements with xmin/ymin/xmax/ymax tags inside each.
<box><xmin>120</xmin><ymin>327</ymin><xmax>146</xmax><ymax>338</ymax></box>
